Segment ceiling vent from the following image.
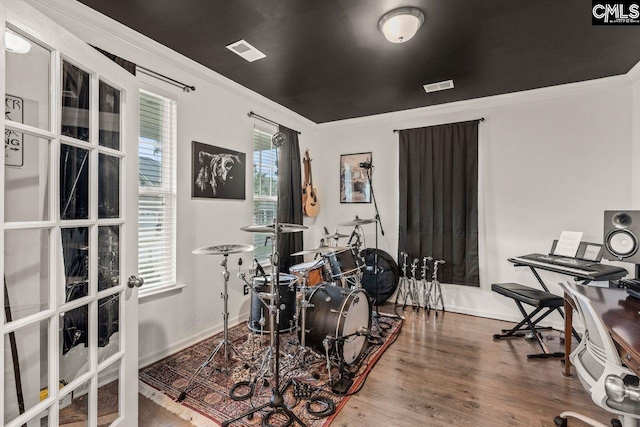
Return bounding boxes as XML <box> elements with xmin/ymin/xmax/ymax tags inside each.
<box><xmin>423</xmin><ymin>80</ymin><xmax>454</xmax><ymax>93</ymax></box>
<box><xmin>226</xmin><ymin>40</ymin><xmax>266</xmax><ymax>62</ymax></box>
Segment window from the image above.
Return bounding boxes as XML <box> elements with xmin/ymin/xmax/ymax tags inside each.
<box><xmin>253</xmin><ymin>127</ymin><xmax>278</xmax><ymax>261</ymax></box>
<box><xmin>138</xmin><ymin>90</ymin><xmax>177</xmax><ymax>290</ymax></box>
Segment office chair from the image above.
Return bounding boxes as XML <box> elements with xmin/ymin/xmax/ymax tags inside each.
<box><xmin>555</xmin><ymin>282</ymin><xmax>640</xmax><ymax>427</ymax></box>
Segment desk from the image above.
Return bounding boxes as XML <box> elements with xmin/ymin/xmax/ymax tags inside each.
<box><xmin>563</xmin><ymin>287</ymin><xmax>640</xmax><ymax>377</ymax></box>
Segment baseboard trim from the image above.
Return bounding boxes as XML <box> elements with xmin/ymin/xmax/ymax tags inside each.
<box><xmin>138</xmin><ymin>313</ymin><xmax>248</xmax><ymax>369</ymax></box>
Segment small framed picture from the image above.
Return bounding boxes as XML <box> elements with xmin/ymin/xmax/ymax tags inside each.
<box><xmin>340</xmin><ymin>152</ymin><xmax>371</xmax><ymax>203</ymax></box>
<box><xmin>192</xmin><ymin>141</ymin><xmax>246</xmax><ymax>200</ymax></box>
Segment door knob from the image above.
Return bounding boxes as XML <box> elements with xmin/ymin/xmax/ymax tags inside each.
<box><xmin>127</xmin><ymin>275</ymin><xmax>144</xmax><ymax>288</ymax></box>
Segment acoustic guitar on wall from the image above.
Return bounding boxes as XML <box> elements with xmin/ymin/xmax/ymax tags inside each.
<box><xmin>303</xmin><ymin>149</ymin><xmax>320</xmax><ymax>217</ymax></box>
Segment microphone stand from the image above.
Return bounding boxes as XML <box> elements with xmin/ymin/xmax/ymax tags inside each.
<box><xmin>365</xmin><ymin>166</ymin><xmax>384</xmax><ymax>318</ymax></box>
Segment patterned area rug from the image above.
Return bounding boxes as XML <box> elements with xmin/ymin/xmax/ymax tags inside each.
<box><xmin>139</xmin><ymin>315</ymin><xmax>403</xmax><ymax>427</ymax></box>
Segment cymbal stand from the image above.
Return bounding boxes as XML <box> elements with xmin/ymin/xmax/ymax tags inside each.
<box><xmin>419</xmin><ymin>257</ymin><xmax>430</xmax><ymax>309</ymax></box>
<box><xmin>427</xmin><ymin>260</ymin><xmax>446</xmax><ymax>316</ymax></box>
<box><xmin>409</xmin><ymin>259</ymin><xmax>421</xmax><ymax>311</ymax></box>
<box><xmin>223</xmin><ymin>221</ymin><xmax>307</xmax><ymax>427</ymax></box>
<box><xmin>395</xmin><ymin>252</ymin><xmax>410</xmax><ymax>308</ymax></box>
<box><xmin>178</xmin><ymin>254</ymin><xmax>242</xmax><ymax>402</ymax></box>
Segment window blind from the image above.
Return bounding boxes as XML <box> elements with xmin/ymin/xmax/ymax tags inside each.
<box><xmin>253</xmin><ymin>128</ymin><xmax>277</xmax><ymax>262</ymax></box>
<box><xmin>138</xmin><ymin>90</ymin><xmax>177</xmax><ymax>288</ymax></box>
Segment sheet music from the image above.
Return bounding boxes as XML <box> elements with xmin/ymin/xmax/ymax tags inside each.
<box><xmin>553</xmin><ymin>231</ymin><xmax>583</xmax><ymax>257</ymax></box>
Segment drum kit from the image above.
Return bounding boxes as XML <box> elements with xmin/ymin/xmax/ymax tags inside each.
<box><xmin>184</xmin><ymin>214</ymin><xmax>399</xmax><ymax>426</ymax></box>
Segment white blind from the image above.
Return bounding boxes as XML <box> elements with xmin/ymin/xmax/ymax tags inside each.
<box><xmin>138</xmin><ymin>90</ymin><xmax>177</xmax><ymax>288</ymax></box>
<box><xmin>253</xmin><ymin>128</ymin><xmax>277</xmax><ymax>261</ymax></box>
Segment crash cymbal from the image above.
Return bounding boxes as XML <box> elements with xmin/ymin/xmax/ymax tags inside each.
<box><xmin>193</xmin><ymin>244</ymin><xmax>255</xmax><ymax>255</ymax></box>
<box><xmin>323</xmin><ymin>232</ymin><xmax>350</xmax><ymax>240</ymax></box>
<box><xmin>241</xmin><ymin>223</ymin><xmax>308</xmax><ymax>233</ymax></box>
<box><xmin>291</xmin><ymin>245</ymin><xmax>349</xmax><ymax>256</ymax></box>
<box><xmin>338</xmin><ymin>216</ymin><xmax>376</xmax><ymax>226</ymax></box>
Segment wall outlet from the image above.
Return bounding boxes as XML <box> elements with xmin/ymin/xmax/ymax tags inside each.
<box><xmin>243</xmin><ymin>284</ymin><xmax>249</xmax><ymax>295</ymax></box>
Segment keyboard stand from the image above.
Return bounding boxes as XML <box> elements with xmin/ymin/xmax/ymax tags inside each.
<box><xmin>513</xmin><ymin>263</ymin><xmax>582</xmax><ymax>342</ymax></box>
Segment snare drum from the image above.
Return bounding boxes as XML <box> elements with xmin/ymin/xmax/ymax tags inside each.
<box><xmin>301</xmin><ymin>284</ymin><xmax>371</xmax><ymax>364</ymax></box>
<box><xmin>326</xmin><ymin>248</ymin><xmax>364</xmax><ymax>280</ymax></box>
<box><xmin>248</xmin><ymin>273</ymin><xmax>297</xmax><ymax>334</ymax></box>
<box><xmin>289</xmin><ymin>259</ymin><xmax>327</xmax><ymax>287</ymax></box>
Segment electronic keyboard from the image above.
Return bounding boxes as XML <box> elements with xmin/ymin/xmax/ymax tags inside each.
<box><xmin>509</xmin><ymin>253</ymin><xmax>628</xmax><ymax>281</ymax></box>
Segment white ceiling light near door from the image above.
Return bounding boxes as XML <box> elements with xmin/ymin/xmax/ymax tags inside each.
<box><xmin>378</xmin><ymin>7</ymin><xmax>425</xmax><ymax>44</ymax></box>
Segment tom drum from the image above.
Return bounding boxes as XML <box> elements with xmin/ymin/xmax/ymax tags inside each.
<box><xmin>248</xmin><ymin>273</ymin><xmax>297</xmax><ymax>334</ymax></box>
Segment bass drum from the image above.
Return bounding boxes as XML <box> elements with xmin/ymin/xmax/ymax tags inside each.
<box><xmin>359</xmin><ymin>249</ymin><xmax>400</xmax><ymax>303</ymax></box>
<box><xmin>302</xmin><ymin>284</ymin><xmax>371</xmax><ymax>365</ymax></box>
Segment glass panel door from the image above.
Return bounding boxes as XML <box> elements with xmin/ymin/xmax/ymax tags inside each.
<box><xmin>2</xmin><ymin>1</ymin><xmax>140</xmax><ymax>426</ymax></box>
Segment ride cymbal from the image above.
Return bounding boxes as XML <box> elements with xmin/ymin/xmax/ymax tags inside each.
<box><xmin>192</xmin><ymin>244</ymin><xmax>255</xmax><ymax>255</ymax></box>
<box><xmin>291</xmin><ymin>245</ymin><xmax>349</xmax><ymax>256</ymax></box>
<box><xmin>338</xmin><ymin>216</ymin><xmax>376</xmax><ymax>226</ymax></box>
<box><xmin>241</xmin><ymin>223</ymin><xmax>308</xmax><ymax>233</ymax></box>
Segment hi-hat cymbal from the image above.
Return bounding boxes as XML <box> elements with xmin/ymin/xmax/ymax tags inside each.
<box><xmin>291</xmin><ymin>245</ymin><xmax>349</xmax><ymax>256</ymax></box>
<box><xmin>241</xmin><ymin>223</ymin><xmax>308</xmax><ymax>234</ymax></box>
<box><xmin>323</xmin><ymin>232</ymin><xmax>350</xmax><ymax>240</ymax></box>
<box><xmin>193</xmin><ymin>244</ymin><xmax>255</xmax><ymax>256</ymax></box>
<box><xmin>339</xmin><ymin>216</ymin><xmax>376</xmax><ymax>226</ymax></box>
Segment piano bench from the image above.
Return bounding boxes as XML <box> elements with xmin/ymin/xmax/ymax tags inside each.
<box><xmin>491</xmin><ymin>283</ymin><xmax>564</xmax><ymax>308</ymax></box>
<box><xmin>492</xmin><ymin>282</ymin><xmax>565</xmax><ymax>360</ymax></box>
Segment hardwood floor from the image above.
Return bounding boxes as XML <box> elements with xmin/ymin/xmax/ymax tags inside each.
<box><xmin>139</xmin><ymin>306</ymin><xmax>612</xmax><ymax>427</ymax></box>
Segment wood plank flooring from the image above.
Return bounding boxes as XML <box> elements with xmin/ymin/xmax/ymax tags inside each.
<box><xmin>140</xmin><ymin>306</ymin><xmax>612</xmax><ymax>427</ymax></box>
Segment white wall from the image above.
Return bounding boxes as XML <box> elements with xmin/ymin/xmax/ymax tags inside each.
<box><xmin>312</xmin><ymin>81</ymin><xmax>634</xmax><ymax>326</ymax></box>
<box><xmin>28</xmin><ymin>0</ymin><xmax>318</xmax><ymax>366</ymax></box>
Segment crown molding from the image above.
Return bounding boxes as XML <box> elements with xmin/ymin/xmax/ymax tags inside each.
<box><xmin>627</xmin><ymin>60</ymin><xmax>640</xmax><ymax>85</ymax></box>
<box><xmin>25</xmin><ymin>0</ymin><xmax>318</xmax><ymax>131</ymax></box>
<box><xmin>318</xmin><ymin>74</ymin><xmax>632</xmax><ymax>131</ymax></box>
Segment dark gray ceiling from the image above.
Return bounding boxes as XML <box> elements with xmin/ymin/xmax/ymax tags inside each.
<box><xmin>78</xmin><ymin>0</ymin><xmax>640</xmax><ymax>123</ymax></box>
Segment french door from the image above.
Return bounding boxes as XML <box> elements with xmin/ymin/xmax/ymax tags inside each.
<box><xmin>2</xmin><ymin>0</ymin><xmax>140</xmax><ymax>426</ymax></box>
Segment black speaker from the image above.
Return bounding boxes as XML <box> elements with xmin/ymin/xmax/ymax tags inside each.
<box><xmin>603</xmin><ymin>210</ymin><xmax>640</xmax><ymax>263</ymax></box>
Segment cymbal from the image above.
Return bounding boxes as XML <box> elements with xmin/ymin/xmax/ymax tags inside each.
<box><xmin>241</xmin><ymin>223</ymin><xmax>308</xmax><ymax>234</ymax></box>
<box><xmin>339</xmin><ymin>216</ymin><xmax>376</xmax><ymax>226</ymax></box>
<box><xmin>292</xmin><ymin>245</ymin><xmax>349</xmax><ymax>256</ymax></box>
<box><xmin>323</xmin><ymin>232</ymin><xmax>349</xmax><ymax>240</ymax></box>
<box><xmin>193</xmin><ymin>244</ymin><xmax>255</xmax><ymax>255</ymax></box>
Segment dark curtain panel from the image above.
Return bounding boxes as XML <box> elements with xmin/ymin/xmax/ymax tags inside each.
<box><xmin>398</xmin><ymin>120</ymin><xmax>480</xmax><ymax>287</ymax></box>
<box><xmin>91</xmin><ymin>45</ymin><xmax>137</xmax><ymax>75</ymax></box>
<box><xmin>277</xmin><ymin>127</ymin><xmax>304</xmax><ymax>273</ymax></box>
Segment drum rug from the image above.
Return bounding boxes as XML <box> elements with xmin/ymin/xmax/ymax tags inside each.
<box><xmin>139</xmin><ymin>315</ymin><xmax>403</xmax><ymax>427</ymax></box>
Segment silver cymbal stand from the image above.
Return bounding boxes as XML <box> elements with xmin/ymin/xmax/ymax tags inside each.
<box><xmin>419</xmin><ymin>257</ymin><xmax>429</xmax><ymax>309</ymax></box>
<box><xmin>178</xmin><ymin>253</ymin><xmax>243</xmax><ymax>402</ymax></box>
<box><xmin>395</xmin><ymin>252</ymin><xmax>409</xmax><ymax>308</ymax></box>
<box><xmin>409</xmin><ymin>259</ymin><xmax>420</xmax><ymax>311</ymax></box>
<box><xmin>427</xmin><ymin>259</ymin><xmax>446</xmax><ymax>316</ymax></box>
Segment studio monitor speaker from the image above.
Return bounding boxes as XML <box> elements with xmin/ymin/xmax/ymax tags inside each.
<box><xmin>603</xmin><ymin>210</ymin><xmax>640</xmax><ymax>263</ymax></box>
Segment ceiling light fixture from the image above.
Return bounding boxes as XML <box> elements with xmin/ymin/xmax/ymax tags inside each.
<box><xmin>378</xmin><ymin>6</ymin><xmax>425</xmax><ymax>44</ymax></box>
<box><xmin>5</xmin><ymin>32</ymin><xmax>31</xmax><ymax>54</ymax></box>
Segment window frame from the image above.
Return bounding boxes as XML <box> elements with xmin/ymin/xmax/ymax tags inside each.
<box><xmin>137</xmin><ymin>87</ymin><xmax>178</xmax><ymax>297</ymax></box>
<box><xmin>252</xmin><ymin>125</ymin><xmax>278</xmax><ymax>263</ymax></box>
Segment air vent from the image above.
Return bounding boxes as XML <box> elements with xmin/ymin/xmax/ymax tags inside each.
<box><xmin>226</xmin><ymin>40</ymin><xmax>266</xmax><ymax>62</ymax></box>
<box><xmin>423</xmin><ymin>80</ymin><xmax>454</xmax><ymax>93</ymax></box>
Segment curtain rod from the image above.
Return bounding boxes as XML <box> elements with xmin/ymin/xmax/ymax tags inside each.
<box><xmin>248</xmin><ymin>111</ymin><xmax>301</xmax><ymax>135</ymax></box>
<box><xmin>137</xmin><ymin>66</ymin><xmax>196</xmax><ymax>93</ymax></box>
<box><xmin>393</xmin><ymin>117</ymin><xmax>484</xmax><ymax>133</ymax></box>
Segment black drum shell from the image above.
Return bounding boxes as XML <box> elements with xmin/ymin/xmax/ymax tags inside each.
<box><xmin>248</xmin><ymin>275</ymin><xmax>296</xmax><ymax>334</ymax></box>
<box><xmin>326</xmin><ymin>248</ymin><xmax>364</xmax><ymax>279</ymax></box>
<box><xmin>360</xmin><ymin>249</ymin><xmax>400</xmax><ymax>303</ymax></box>
<box><xmin>300</xmin><ymin>283</ymin><xmax>371</xmax><ymax>364</ymax></box>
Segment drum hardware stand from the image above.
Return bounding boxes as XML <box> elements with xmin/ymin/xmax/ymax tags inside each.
<box><xmin>419</xmin><ymin>257</ymin><xmax>429</xmax><ymax>309</ymax></box>
<box><xmin>408</xmin><ymin>259</ymin><xmax>421</xmax><ymax>310</ymax></box>
<box><xmin>224</xmin><ymin>220</ymin><xmax>307</xmax><ymax>427</ymax></box>
<box><xmin>178</xmin><ymin>254</ymin><xmax>246</xmax><ymax>402</ymax></box>
<box><xmin>395</xmin><ymin>252</ymin><xmax>410</xmax><ymax>309</ymax></box>
<box><xmin>426</xmin><ymin>260</ymin><xmax>446</xmax><ymax>316</ymax></box>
